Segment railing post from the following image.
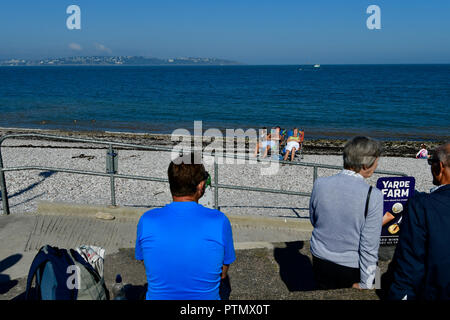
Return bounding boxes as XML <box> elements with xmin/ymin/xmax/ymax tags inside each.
<box><xmin>0</xmin><ymin>133</ymin><xmax>410</xmax><ymax>218</ymax></box>
<box><xmin>107</xmin><ymin>144</ymin><xmax>117</xmax><ymax>207</ymax></box>
<box><xmin>0</xmin><ymin>152</ymin><xmax>10</xmax><ymax>215</ymax></box>
<box><xmin>214</xmin><ymin>155</ymin><xmax>219</xmax><ymax>210</ymax></box>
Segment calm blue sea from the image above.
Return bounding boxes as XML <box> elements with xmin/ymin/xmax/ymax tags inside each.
<box><xmin>0</xmin><ymin>65</ymin><xmax>449</xmax><ymax>140</ymax></box>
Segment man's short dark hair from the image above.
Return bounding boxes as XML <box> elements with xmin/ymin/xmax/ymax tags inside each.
<box><xmin>168</xmin><ymin>153</ymin><xmax>207</xmax><ymax>197</ymax></box>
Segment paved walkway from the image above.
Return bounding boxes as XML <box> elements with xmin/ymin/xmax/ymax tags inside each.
<box><xmin>0</xmin><ymin>203</ymin><xmax>395</xmax><ymax>300</ymax></box>
<box><xmin>0</xmin><ymin>203</ymin><xmax>314</xmax><ymax>299</ymax></box>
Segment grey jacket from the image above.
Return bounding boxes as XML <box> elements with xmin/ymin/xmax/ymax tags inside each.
<box><xmin>309</xmin><ymin>170</ymin><xmax>383</xmax><ymax>288</ymax></box>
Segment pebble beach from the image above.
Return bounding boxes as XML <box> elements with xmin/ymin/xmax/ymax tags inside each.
<box><xmin>0</xmin><ymin>128</ymin><xmax>439</xmax><ymax>218</ymax></box>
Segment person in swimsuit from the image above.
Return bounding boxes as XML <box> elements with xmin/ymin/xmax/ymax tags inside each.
<box><xmin>261</xmin><ymin>127</ymin><xmax>282</xmax><ymax>159</ymax></box>
<box><xmin>253</xmin><ymin>127</ymin><xmax>268</xmax><ymax>157</ymax></box>
<box><xmin>283</xmin><ymin>128</ymin><xmax>301</xmax><ymax>161</ymax></box>
<box><xmin>253</xmin><ymin>126</ymin><xmax>282</xmax><ymax>158</ymax></box>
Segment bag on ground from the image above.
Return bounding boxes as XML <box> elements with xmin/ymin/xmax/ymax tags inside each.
<box><xmin>25</xmin><ymin>245</ymin><xmax>109</xmax><ymax>300</ymax></box>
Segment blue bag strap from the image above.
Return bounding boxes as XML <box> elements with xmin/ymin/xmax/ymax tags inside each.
<box><xmin>364</xmin><ymin>186</ymin><xmax>373</xmax><ymax>219</ymax></box>
<box><xmin>25</xmin><ymin>246</ymin><xmax>50</xmax><ymax>300</ymax></box>
<box><xmin>25</xmin><ymin>245</ymin><xmax>77</xmax><ymax>300</ymax></box>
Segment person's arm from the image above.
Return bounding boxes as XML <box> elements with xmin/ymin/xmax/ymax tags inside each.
<box><xmin>358</xmin><ymin>190</ymin><xmax>383</xmax><ymax>289</ymax></box>
<box><xmin>221</xmin><ymin>264</ymin><xmax>230</xmax><ymax>279</ymax></box>
<box><xmin>135</xmin><ymin>217</ymin><xmax>144</xmax><ymax>261</ymax></box>
<box><xmin>222</xmin><ymin>215</ymin><xmax>236</xmax><ymax>271</ymax></box>
<box><xmin>309</xmin><ymin>181</ymin><xmax>319</xmax><ymax>226</ymax></box>
<box><xmin>388</xmin><ymin>196</ymin><xmax>427</xmax><ymax>300</ymax></box>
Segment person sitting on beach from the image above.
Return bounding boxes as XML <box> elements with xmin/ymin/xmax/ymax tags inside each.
<box><xmin>309</xmin><ymin>136</ymin><xmax>383</xmax><ymax>290</ymax></box>
<box><xmin>416</xmin><ymin>144</ymin><xmax>430</xmax><ymax>159</ymax></box>
<box><xmin>283</xmin><ymin>128</ymin><xmax>303</xmax><ymax>161</ymax></box>
<box><xmin>261</xmin><ymin>126</ymin><xmax>282</xmax><ymax>158</ymax></box>
<box><xmin>253</xmin><ymin>126</ymin><xmax>282</xmax><ymax>158</ymax></box>
<box><xmin>253</xmin><ymin>127</ymin><xmax>268</xmax><ymax>157</ymax></box>
<box><xmin>135</xmin><ymin>152</ymin><xmax>236</xmax><ymax>300</ymax></box>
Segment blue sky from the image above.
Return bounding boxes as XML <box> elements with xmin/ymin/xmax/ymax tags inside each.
<box><xmin>0</xmin><ymin>0</ymin><xmax>449</xmax><ymax>64</ymax></box>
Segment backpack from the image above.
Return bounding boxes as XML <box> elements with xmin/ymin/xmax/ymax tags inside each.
<box><xmin>25</xmin><ymin>245</ymin><xmax>109</xmax><ymax>300</ymax></box>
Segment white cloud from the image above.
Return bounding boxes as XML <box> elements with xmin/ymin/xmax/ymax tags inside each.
<box><xmin>68</xmin><ymin>43</ymin><xmax>83</xmax><ymax>51</ymax></box>
<box><xmin>94</xmin><ymin>43</ymin><xmax>112</xmax><ymax>54</ymax></box>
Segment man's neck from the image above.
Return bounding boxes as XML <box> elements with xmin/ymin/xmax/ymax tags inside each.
<box><xmin>172</xmin><ymin>195</ymin><xmax>198</xmax><ymax>203</ymax></box>
<box><xmin>439</xmin><ymin>170</ymin><xmax>450</xmax><ymax>185</ymax></box>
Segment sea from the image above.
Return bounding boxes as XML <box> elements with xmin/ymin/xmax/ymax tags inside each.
<box><xmin>0</xmin><ymin>64</ymin><xmax>449</xmax><ymax>140</ymax></box>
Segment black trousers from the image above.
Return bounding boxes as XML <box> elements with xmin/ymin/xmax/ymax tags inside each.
<box><xmin>312</xmin><ymin>255</ymin><xmax>360</xmax><ymax>290</ymax></box>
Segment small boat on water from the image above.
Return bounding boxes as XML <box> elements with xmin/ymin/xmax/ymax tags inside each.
<box><xmin>298</xmin><ymin>64</ymin><xmax>320</xmax><ymax>70</ymax></box>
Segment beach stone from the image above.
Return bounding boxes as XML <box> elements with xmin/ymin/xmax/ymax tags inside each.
<box><xmin>0</xmin><ymin>129</ymin><xmax>438</xmax><ymax>217</ymax></box>
<box><xmin>95</xmin><ymin>212</ymin><xmax>115</xmax><ymax>220</ymax></box>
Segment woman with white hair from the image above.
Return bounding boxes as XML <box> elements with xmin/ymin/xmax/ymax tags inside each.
<box><xmin>309</xmin><ymin>136</ymin><xmax>384</xmax><ymax>290</ymax></box>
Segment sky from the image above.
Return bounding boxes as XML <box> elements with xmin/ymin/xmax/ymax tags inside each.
<box><xmin>0</xmin><ymin>0</ymin><xmax>449</xmax><ymax>64</ymax></box>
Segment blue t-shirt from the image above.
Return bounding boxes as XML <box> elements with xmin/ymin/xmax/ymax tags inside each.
<box><xmin>135</xmin><ymin>201</ymin><xmax>236</xmax><ymax>300</ymax></box>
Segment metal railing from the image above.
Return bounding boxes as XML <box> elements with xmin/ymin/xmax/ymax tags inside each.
<box><xmin>0</xmin><ymin>133</ymin><xmax>407</xmax><ymax>215</ymax></box>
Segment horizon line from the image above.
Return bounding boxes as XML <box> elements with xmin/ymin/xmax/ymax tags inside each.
<box><xmin>1</xmin><ymin>63</ymin><xmax>450</xmax><ymax>66</ymax></box>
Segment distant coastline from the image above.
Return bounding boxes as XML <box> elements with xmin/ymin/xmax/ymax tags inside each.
<box><xmin>0</xmin><ymin>56</ymin><xmax>243</xmax><ymax>67</ymax></box>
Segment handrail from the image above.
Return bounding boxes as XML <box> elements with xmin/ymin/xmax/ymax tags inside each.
<box><xmin>0</xmin><ymin>133</ymin><xmax>408</xmax><ymax>215</ymax></box>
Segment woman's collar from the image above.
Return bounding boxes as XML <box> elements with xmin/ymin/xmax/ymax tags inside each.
<box><xmin>341</xmin><ymin>169</ymin><xmax>364</xmax><ymax>179</ymax></box>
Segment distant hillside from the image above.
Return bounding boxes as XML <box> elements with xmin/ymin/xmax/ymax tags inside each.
<box><xmin>0</xmin><ymin>56</ymin><xmax>243</xmax><ymax>66</ymax></box>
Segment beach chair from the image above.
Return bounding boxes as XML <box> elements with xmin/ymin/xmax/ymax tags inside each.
<box><xmin>278</xmin><ymin>128</ymin><xmax>288</xmax><ymax>152</ymax></box>
<box><xmin>297</xmin><ymin>129</ymin><xmax>305</xmax><ymax>159</ymax></box>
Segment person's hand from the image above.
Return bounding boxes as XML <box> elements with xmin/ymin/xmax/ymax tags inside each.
<box><xmin>352</xmin><ymin>283</ymin><xmax>361</xmax><ymax>289</ymax></box>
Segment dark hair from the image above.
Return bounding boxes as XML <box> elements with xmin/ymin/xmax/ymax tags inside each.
<box><xmin>168</xmin><ymin>153</ymin><xmax>207</xmax><ymax>197</ymax></box>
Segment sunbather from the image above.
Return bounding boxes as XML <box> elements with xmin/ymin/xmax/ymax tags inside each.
<box><xmin>261</xmin><ymin>127</ymin><xmax>282</xmax><ymax>158</ymax></box>
<box><xmin>253</xmin><ymin>127</ymin><xmax>268</xmax><ymax>157</ymax></box>
<box><xmin>253</xmin><ymin>126</ymin><xmax>282</xmax><ymax>158</ymax></box>
<box><xmin>283</xmin><ymin>128</ymin><xmax>302</xmax><ymax>161</ymax></box>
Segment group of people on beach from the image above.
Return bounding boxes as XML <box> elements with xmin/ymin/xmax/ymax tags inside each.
<box><xmin>134</xmin><ymin>136</ymin><xmax>450</xmax><ymax>300</ymax></box>
<box><xmin>253</xmin><ymin>126</ymin><xmax>305</xmax><ymax>161</ymax></box>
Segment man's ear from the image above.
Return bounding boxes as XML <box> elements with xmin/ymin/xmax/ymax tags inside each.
<box><xmin>439</xmin><ymin>161</ymin><xmax>446</xmax><ymax>175</ymax></box>
<box><xmin>431</xmin><ymin>161</ymin><xmax>443</xmax><ymax>179</ymax></box>
<box><xmin>197</xmin><ymin>180</ymin><xmax>206</xmax><ymax>193</ymax></box>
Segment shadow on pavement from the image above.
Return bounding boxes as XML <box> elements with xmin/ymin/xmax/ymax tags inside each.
<box><xmin>273</xmin><ymin>241</ymin><xmax>315</xmax><ymax>291</ymax></box>
<box><xmin>0</xmin><ymin>254</ymin><xmax>22</xmax><ymax>295</ymax></box>
<box><xmin>123</xmin><ymin>283</ymin><xmax>147</xmax><ymax>300</ymax></box>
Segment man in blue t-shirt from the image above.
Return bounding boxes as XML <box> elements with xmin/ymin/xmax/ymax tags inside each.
<box><xmin>135</xmin><ymin>153</ymin><xmax>236</xmax><ymax>300</ymax></box>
